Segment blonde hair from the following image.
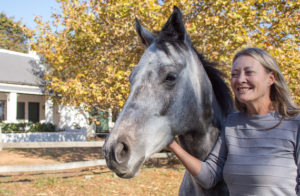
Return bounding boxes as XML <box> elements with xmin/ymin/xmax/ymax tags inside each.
<box><xmin>232</xmin><ymin>47</ymin><xmax>300</xmax><ymax>118</ymax></box>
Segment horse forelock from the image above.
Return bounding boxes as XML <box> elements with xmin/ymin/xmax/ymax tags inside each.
<box><xmin>155</xmin><ymin>32</ymin><xmax>187</xmax><ymax>56</ymax></box>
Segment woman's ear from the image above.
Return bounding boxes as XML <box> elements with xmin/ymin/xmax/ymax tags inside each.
<box><xmin>268</xmin><ymin>71</ymin><xmax>276</xmax><ymax>86</ymax></box>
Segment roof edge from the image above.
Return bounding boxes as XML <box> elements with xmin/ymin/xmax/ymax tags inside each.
<box><xmin>0</xmin><ymin>48</ymin><xmax>39</xmax><ymax>59</ymax></box>
<box><xmin>0</xmin><ymin>80</ymin><xmax>44</xmax><ymax>87</ymax></box>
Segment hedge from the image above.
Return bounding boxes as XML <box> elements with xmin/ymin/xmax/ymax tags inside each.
<box><xmin>0</xmin><ymin>122</ymin><xmax>63</xmax><ymax>133</ymax></box>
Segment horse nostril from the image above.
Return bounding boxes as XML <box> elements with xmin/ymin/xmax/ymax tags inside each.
<box><xmin>115</xmin><ymin>141</ymin><xmax>130</xmax><ymax>164</ymax></box>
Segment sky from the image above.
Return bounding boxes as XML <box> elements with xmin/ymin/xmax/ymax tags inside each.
<box><xmin>0</xmin><ymin>0</ymin><xmax>61</xmax><ymax>29</ymax></box>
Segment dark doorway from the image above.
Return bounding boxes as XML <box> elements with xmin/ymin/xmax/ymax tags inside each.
<box><xmin>17</xmin><ymin>102</ymin><xmax>25</xmax><ymax>120</ymax></box>
<box><xmin>28</xmin><ymin>102</ymin><xmax>40</xmax><ymax>122</ymax></box>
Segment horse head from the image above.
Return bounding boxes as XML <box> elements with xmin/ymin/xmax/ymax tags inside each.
<box><xmin>103</xmin><ymin>6</ymin><xmax>231</xmax><ymax>180</ymax></box>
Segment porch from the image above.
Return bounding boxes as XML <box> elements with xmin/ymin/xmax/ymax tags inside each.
<box><xmin>0</xmin><ymin>83</ymin><xmax>54</xmax><ymax>124</ymax></box>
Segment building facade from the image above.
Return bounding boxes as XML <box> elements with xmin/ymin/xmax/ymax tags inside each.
<box><xmin>0</xmin><ymin>49</ymin><xmax>94</xmax><ymax>135</ymax></box>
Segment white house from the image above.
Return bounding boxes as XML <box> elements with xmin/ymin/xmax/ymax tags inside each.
<box><xmin>0</xmin><ymin>48</ymin><xmax>96</xmax><ymax>137</ymax></box>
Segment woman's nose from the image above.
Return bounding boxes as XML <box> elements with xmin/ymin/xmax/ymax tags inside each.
<box><xmin>236</xmin><ymin>72</ymin><xmax>246</xmax><ymax>83</ymax></box>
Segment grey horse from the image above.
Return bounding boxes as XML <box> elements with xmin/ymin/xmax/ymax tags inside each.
<box><xmin>103</xmin><ymin>6</ymin><xmax>233</xmax><ymax>196</ymax></box>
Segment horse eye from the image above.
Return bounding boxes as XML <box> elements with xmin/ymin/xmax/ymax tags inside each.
<box><xmin>165</xmin><ymin>73</ymin><xmax>177</xmax><ymax>82</ymax></box>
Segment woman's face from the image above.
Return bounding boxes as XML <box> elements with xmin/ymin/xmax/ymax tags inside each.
<box><xmin>231</xmin><ymin>55</ymin><xmax>275</xmax><ymax>109</ymax></box>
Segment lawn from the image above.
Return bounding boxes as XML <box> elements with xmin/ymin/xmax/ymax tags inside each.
<box><xmin>0</xmin><ymin>148</ymin><xmax>185</xmax><ymax>196</ymax></box>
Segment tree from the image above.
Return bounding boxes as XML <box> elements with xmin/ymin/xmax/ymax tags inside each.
<box><xmin>30</xmin><ymin>0</ymin><xmax>299</xmax><ymax>112</ymax></box>
<box><xmin>0</xmin><ymin>13</ymin><xmax>30</xmax><ymax>53</ymax></box>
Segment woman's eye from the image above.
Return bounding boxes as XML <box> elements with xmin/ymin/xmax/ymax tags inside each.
<box><xmin>231</xmin><ymin>73</ymin><xmax>238</xmax><ymax>78</ymax></box>
<box><xmin>245</xmin><ymin>71</ymin><xmax>254</xmax><ymax>75</ymax></box>
<box><xmin>165</xmin><ymin>73</ymin><xmax>177</xmax><ymax>82</ymax></box>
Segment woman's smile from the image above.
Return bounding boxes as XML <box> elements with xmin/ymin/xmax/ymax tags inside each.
<box><xmin>237</xmin><ymin>86</ymin><xmax>252</xmax><ymax>94</ymax></box>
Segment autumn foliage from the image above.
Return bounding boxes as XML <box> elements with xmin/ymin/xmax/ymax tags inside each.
<box><xmin>0</xmin><ymin>13</ymin><xmax>30</xmax><ymax>53</ymax></box>
<box><xmin>30</xmin><ymin>0</ymin><xmax>299</xmax><ymax>111</ymax></box>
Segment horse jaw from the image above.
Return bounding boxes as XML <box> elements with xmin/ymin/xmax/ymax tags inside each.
<box><xmin>143</xmin><ymin>116</ymin><xmax>174</xmax><ymax>158</ymax></box>
<box><xmin>125</xmin><ymin>118</ymin><xmax>173</xmax><ymax>178</ymax></box>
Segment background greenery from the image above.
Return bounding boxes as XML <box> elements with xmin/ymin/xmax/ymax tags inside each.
<box><xmin>0</xmin><ymin>122</ymin><xmax>61</xmax><ymax>133</ymax></box>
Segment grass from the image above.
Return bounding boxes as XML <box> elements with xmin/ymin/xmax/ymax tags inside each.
<box><xmin>0</xmin><ymin>145</ymin><xmax>184</xmax><ymax>195</ymax></box>
<box><xmin>0</xmin><ymin>189</ymin><xmax>12</xmax><ymax>195</ymax></box>
<box><xmin>0</xmin><ymin>164</ymin><xmax>184</xmax><ymax>196</ymax></box>
<box><xmin>34</xmin><ymin>177</ymin><xmax>61</xmax><ymax>189</ymax></box>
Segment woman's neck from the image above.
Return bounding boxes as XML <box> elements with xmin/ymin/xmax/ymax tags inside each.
<box><xmin>246</xmin><ymin>101</ymin><xmax>274</xmax><ymax>115</ymax></box>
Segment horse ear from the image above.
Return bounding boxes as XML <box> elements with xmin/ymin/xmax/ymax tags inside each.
<box><xmin>160</xmin><ymin>6</ymin><xmax>191</xmax><ymax>45</ymax></box>
<box><xmin>135</xmin><ymin>18</ymin><xmax>156</xmax><ymax>47</ymax></box>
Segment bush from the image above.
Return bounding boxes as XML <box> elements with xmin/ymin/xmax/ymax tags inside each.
<box><xmin>28</xmin><ymin>123</ymin><xmax>57</xmax><ymax>132</ymax></box>
<box><xmin>0</xmin><ymin>122</ymin><xmax>60</xmax><ymax>133</ymax></box>
<box><xmin>0</xmin><ymin>122</ymin><xmax>26</xmax><ymax>133</ymax></box>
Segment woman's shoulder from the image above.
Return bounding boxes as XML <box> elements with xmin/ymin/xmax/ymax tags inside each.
<box><xmin>285</xmin><ymin>113</ymin><xmax>300</xmax><ymax>127</ymax></box>
<box><xmin>293</xmin><ymin>113</ymin><xmax>300</xmax><ymax>121</ymax></box>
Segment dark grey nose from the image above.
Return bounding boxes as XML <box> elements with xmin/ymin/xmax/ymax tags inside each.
<box><xmin>114</xmin><ymin>140</ymin><xmax>130</xmax><ymax>164</ymax></box>
<box><xmin>103</xmin><ymin>135</ymin><xmax>131</xmax><ymax>174</ymax></box>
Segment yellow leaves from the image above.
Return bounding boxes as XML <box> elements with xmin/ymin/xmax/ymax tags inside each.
<box><xmin>234</xmin><ymin>35</ymin><xmax>245</xmax><ymax>43</ymax></box>
<box><xmin>30</xmin><ymin>0</ymin><xmax>300</xmax><ymax>110</ymax></box>
<box><xmin>76</xmin><ymin>73</ymin><xmax>85</xmax><ymax>78</ymax></box>
<box><xmin>58</xmin><ymin>55</ymin><xmax>64</xmax><ymax>63</ymax></box>
<box><xmin>116</xmin><ymin>70</ymin><xmax>125</xmax><ymax>80</ymax></box>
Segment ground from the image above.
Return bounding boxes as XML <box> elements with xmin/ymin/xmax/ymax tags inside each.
<box><xmin>0</xmin><ymin>142</ymin><xmax>184</xmax><ymax>196</ymax></box>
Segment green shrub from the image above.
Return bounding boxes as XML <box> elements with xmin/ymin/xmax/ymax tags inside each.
<box><xmin>0</xmin><ymin>122</ymin><xmax>60</xmax><ymax>133</ymax></box>
<box><xmin>28</xmin><ymin>123</ymin><xmax>57</xmax><ymax>132</ymax></box>
<box><xmin>0</xmin><ymin>122</ymin><xmax>26</xmax><ymax>133</ymax></box>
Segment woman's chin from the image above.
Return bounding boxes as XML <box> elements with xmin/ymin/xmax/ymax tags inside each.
<box><xmin>236</xmin><ymin>96</ymin><xmax>250</xmax><ymax>104</ymax></box>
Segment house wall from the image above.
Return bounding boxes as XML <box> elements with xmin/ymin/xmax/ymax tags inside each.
<box><xmin>0</xmin><ymin>93</ymin><xmax>7</xmax><ymax>100</ymax></box>
<box><xmin>57</xmin><ymin>105</ymin><xmax>90</xmax><ymax>132</ymax></box>
<box><xmin>17</xmin><ymin>94</ymin><xmax>46</xmax><ymax>122</ymax></box>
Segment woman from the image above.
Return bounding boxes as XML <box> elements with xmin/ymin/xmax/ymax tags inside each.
<box><xmin>168</xmin><ymin>48</ymin><xmax>300</xmax><ymax>195</ymax></box>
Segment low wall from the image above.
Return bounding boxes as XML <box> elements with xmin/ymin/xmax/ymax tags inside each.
<box><xmin>2</xmin><ymin>130</ymin><xmax>87</xmax><ymax>143</ymax></box>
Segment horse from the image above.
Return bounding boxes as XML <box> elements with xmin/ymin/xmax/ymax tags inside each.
<box><xmin>103</xmin><ymin>6</ymin><xmax>233</xmax><ymax>195</ymax></box>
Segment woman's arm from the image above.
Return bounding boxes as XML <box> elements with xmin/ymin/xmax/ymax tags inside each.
<box><xmin>167</xmin><ymin>140</ymin><xmax>202</xmax><ymax>177</ymax></box>
<box><xmin>168</xmin><ymin>131</ymin><xmax>228</xmax><ymax>189</ymax></box>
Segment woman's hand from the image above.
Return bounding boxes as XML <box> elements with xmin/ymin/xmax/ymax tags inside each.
<box><xmin>167</xmin><ymin>140</ymin><xmax>202</xmax><ymax>176</ymax></box>
<box><xmin>167</xmin><ymin>140</ymin><xmax>179</xmax><ymax>151</ymax></box>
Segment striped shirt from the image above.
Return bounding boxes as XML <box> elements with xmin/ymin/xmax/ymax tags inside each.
<box><xmin>196</xmin><ymin>111</ymin><xmax>300</xmax><ymax>196</ymax></box>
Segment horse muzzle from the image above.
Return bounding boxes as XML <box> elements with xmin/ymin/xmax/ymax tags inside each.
<box><xmin>103</xmin><ymin>136</ymin><xmax>143</xmax><ymax>178</ymax></box>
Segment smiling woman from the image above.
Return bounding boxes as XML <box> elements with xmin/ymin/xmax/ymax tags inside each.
<box><xmin>168</xmin><ymin>48</ymin><xmax>300</xmax><ymax>196</ymax></box>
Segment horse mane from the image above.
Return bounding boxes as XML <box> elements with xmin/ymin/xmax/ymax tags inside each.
<box><xmin>192</xmin><ymin>46</ymin><xmax>234</xmax><ymax>117</ymax></box>
<box><xmin>154</xmin><ymin>37</ymin><xmax>233</xmax><ymax>117</ymax></box>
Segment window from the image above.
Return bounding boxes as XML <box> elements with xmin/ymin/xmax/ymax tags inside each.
<box><xmin>0</xmin><ymin>100</ymin><xmax>5</xmax><ymax>122</ymax></box>
<box><xmin>28</xmin><ymin>102</ymin><xmax>39</xmax><ymax>123</ymax></box>
<box><xmin>17</xmin><ymin>102</ymin><xmax>25</xmax><ymax>120</ymax></box>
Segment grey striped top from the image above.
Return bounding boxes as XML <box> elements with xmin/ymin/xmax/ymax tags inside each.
<box><xmin>196</xmin><ymin>111</ymin><xmax>300</xmax><ymax>196</ymax></box>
